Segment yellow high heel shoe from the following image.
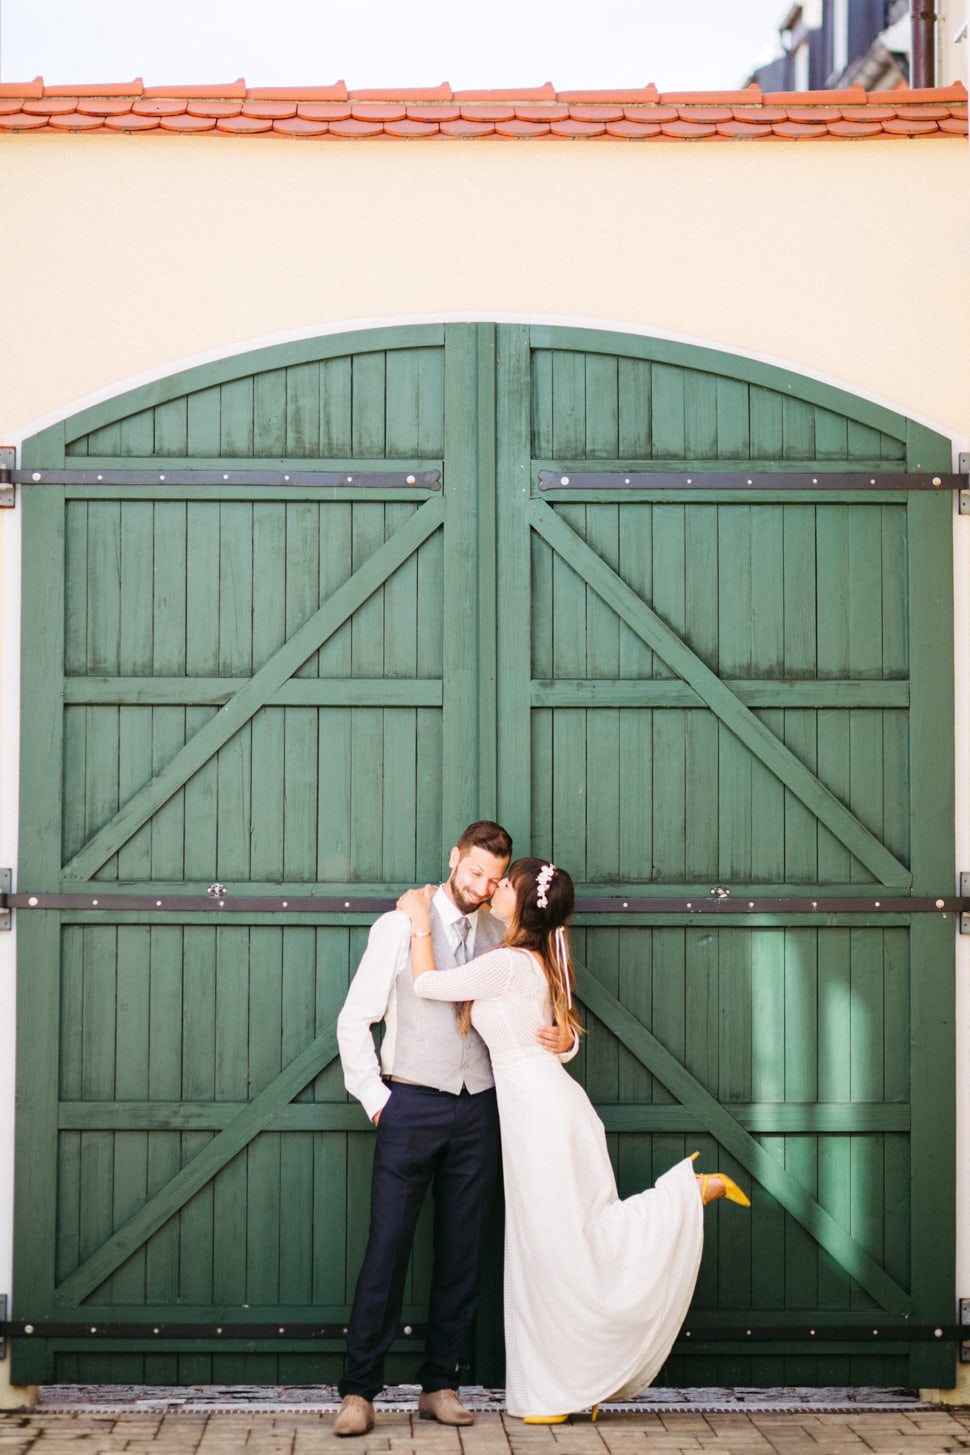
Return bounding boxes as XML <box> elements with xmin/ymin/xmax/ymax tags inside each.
<box><xmin>698</xmin><ymin>1172</ymin><xmax>751</xmax><ymax>1207</ymax></box>
<box><xmin>523</xmin><ymin>1414</ymin><xmax>568</xmax><ymax>1424</ymax></box>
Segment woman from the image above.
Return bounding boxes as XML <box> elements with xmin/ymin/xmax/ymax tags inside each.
<box><xmin>397</xmin><ymin>857</ymin><xmax>749</xmax><ymax>1424</ymax></box>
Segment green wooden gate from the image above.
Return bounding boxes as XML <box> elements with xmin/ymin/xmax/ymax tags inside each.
<box><xmin>13</xmin><ymin>323</ymin><xmax>956</xmax><ymax>1388</ymax></box>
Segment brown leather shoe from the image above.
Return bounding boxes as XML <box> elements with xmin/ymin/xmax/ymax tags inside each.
<box><xmin>333</xmin><ymin>1394</ymin><xmax>375</xmax><ymax>1437</ymax></box>
<box><xmin>418</xmin><ymin>1388</ymin><xmax>474</xmax><ymax>1426</ymax></box>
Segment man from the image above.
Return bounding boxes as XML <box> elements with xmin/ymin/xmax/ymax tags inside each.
<box><xmin>333</xmin><ymin>820</ymin><xmax>571</xmax><ymax>1437</ymax></box>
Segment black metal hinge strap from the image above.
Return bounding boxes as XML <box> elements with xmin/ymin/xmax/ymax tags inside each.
<box><xmin>0</xmin><ymin>890</ymin><xmax>965</xmax><ymax>916</ymax></box>
<box><xmin>539</xmin><ymin>470</ymin><xmax>965</xmax><ymax>492</ymax></box>
<box><xmin>10</xmin><ymin>468</ymin><xmax>441</xmax><ymax>489</ymax></box>
<box><xmin>0</xmin><ymin>1318</ymin><xmax>965</xmax><ymax>1346</ymax></box>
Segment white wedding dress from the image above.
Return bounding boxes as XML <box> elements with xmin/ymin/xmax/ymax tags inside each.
<box><xmin>413</xmin><ymin>945</ymin><xmax>704</xmax><ymax>1417</ymax></box>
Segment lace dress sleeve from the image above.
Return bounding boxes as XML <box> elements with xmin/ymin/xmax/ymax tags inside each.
<box><xmin>413</xmin><ymin>946</ymin><xmax>515</xmax><ymax>1003</ymax></box>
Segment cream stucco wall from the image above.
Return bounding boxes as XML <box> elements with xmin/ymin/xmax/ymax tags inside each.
<box><xmin>0</xmin><ymin>133</ymin><xmax>968</xmax><ymax>445</ymax></box>
<box><xmin>1</xmin><ymin>126</ymin><xmax>970</xmax><ymax>1398</ymax></box>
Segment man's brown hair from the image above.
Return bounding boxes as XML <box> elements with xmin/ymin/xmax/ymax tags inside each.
<box><xmin>455</xmin><ymin>820</ymin><xmax>513</xmax><ymax>861</ymax></box>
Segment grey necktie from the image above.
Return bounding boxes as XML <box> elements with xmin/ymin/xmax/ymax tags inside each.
<box><xmin>454</xmin><ymin>917</ymin><xmax>471</xmax><ymax>964</ymax></box>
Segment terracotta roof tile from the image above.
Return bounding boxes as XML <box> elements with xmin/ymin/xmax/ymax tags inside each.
<box><xmin>76</xmin><ymin>98</ymin><xmax>136</xmax><ymax>115</ymax></box>
<box><xmin>23</xmin><ymin>97</ymin><xmax>79</xmax><ymax>114</ymax></box>
<box><xmin>133</xmin><ymin>98</ymin><xmax>187</xmax><ymax>115</ymax></box>
<box><xmin>350</xmin><ymin>84</ymin><xmax>452</xmax><ymax>101</ymax></box>
<box><xmin>771</xmin><ymin>120</ymin><xmax>830</xmax><ymax>138</ymax></box>
<box><xmin>144</xmin><ymin>79</ymin><xmax>246</xmax><ymax>98</ymax></box>
<box><xmin>0</xmin><ymin>78</ymin><xmax>963</xmax><ymax>144</ymax></box>
<box><xmin>827</xmin><ymin>120</ymin><xmax>886</xmax><ymax>137</ymax></box>
<box><xmin>882</xmin><ymin>116</ymin><xmax>943</xmax><ymax>134</ymax></box>
<box><xmin>516</xmin><ymin>104</ymin><xmax>570</xmax><ymax>120</ymax></box>
<box><xmin>328</xmin><ymin>117</ymin><xmax>385</xmax><ymax>136</ymax></box>
<box><xmin>48</xmin><ymin>111</ymin><xmax>105</xmax><ymax>130</ymax></box>
<box><xmin>626</xmin><ymin>103</ymin><xmax>678</xmax><ymax>120</ymax></box>
<box><xmin>839</xmin><ymin>104</ymin><xmax>897</xmax><ymax>120</ymax></box>
<box><xmin>0</xmin><ymin>111</ymin><xmax>48</xmax><ymax>129</ymax></box>
<box><xmin>43</xmin><ymin>78</ymin><xmax>143</xmax><ymax>96</ymax></box>
<box><xmin>298</xmin><ymin>102</ymin><xmax>352</xmax><ymax>119</ymax></box>
<box><xmin>159</xmin><ymin>113</ymin><xmax>217</xmax><ymax>132</ymax></box>
<box><xmin>0</xmin><ymin>76</ymin><xmax>43</xmax><ymax>99</ymax></box>
<box><xmin>677</xmin><ymin>105</ymin><xmax>734</xmax><ymax>122</ymax></box>
<box><xmin>273</xmin><ymin>116</ymin><xmax>329</xmax><ymax>137</ymax></box>
<box><xmin>558</xmin><ymin>85</ymin><xmax>660</xmax><ymax>102</ymax></box>
<box><xmin>550</xmin><ymin>117</ymin><xmax>607</xmax><ymax>136</ymax></box>
<box><xmin>460</xmin><ymin>104</ymin><xmax>516</xmax><ymax>120</ymax></box>
<box><xmin>241</xmin><ymin>101</ymin><xmax>298</xmax><ymax>119</ymax></box>
<box><xmin>662</xmin><ymin>85</ymin><xmax>762</xmax><ymax>104</ymax></box>
<box><xmin>187</xmin><ymin>101</ymin><xmax>242</xmax><ymax>117</ymax></box>
<box><xmin>661</xmin><ymin>119</ymin><xmax>718</xmax><ymax>138</ymax></box>
<box><xmin>717</xmin><ymin>118</ymin><xmax>776</xmax><ymax>137</ymax></box>
<box><xmin>569</xmin><ymin>104</ymin><xmax>625</xmax><ymax>121</ymax></box>
<box><xmin>893</xmin><ymin>103</ymin><xmax>953</xmax><ymax>118</ymax></box>
<box><xmin>605</xmin><ymin>120</ymin><xmax>663</xmax><ymax>138</ymax></box>
<box><xmin>495</xmin><ymin>118</ymin><xmax>550</xmax><ymax>136</ymax></box>
<box><xmin>249</xmin><ymin>83</ymin><xmax>348</xmax><ymax>100</ymax></box>
<box><xmin>763</xmin><ymin>85</ymin><xmax>868</xmax><ymax>104</ymax></box>
<box><xmin>453</xmin><ymin>83</ymin><xmax>556</xmax><ymax>100</ymax></box>
<box><xmin>104</xmin><ymin>113</ymin><xmax>160</xmax><ymax>132</ymax></box>
<box><xmin>351</xmin><ymin>102</ymin><xmax>407</xmax><ymax>119</ymax></box>
<box><xmin>439</xmin><ymin>118</ymin><xmax>495</xmax><ymax>136</ymax></box>
<box><xmin>407</xmin><ymin>104</ymin><xmax>461</xmax><ymax>122</ymax></box>
<box><xmin>217</xmin><ymin>114</ymin><xmax>273</xmax><ymax>133</ymax></box>
<box><xmin>732</xmin><ymin>105</ymin><xmax>789</xmax><ymax>121</ymax></box>
<box><xmin>385</xmin><ymin>118</ymin><xmax>439</xmax><ymax>137</ymax></box>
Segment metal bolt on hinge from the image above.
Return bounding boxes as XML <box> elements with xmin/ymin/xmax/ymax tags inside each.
<box><xmin>0</xmin><ymin>868</ymin><xmax>10</xmax><ymax>932</ymax></box>
<box><xmin>959</xmin><ymin>873</ymin><xmax>970</xmax><ymax>935</ymax></box>
<box><xmin>0</xmin><ymin>1294</ymin><xmax>6</xmax><ymax>1359</ymax></box>
<box><xmin>961</xmin><ymin>1298</ymin><xmax>970</xmax><ymax>1363</ymax></box>
<box><xmin>959</xmin><ymin>453</ymin><xmax>970</xmax><ymax>515</ymax></box>
<box><xmin>0</xmin><ymin>448</ymin><xmax>14</xmax><ymax>509</ymax></box>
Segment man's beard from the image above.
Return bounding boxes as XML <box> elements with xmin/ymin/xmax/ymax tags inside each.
<box><xmin>449</xmin><ymin>873</ymin><xmax>485</xmax><ymax>915</ymax></box>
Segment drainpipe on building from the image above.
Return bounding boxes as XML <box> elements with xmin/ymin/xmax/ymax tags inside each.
<box><xmin>911</xmin><ymin>0</ymin><xmax>937</xmax><ymax>85</ymax></box>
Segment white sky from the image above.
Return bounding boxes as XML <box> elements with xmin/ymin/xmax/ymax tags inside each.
<box><xmin>0</xmin><ymin>0</ymin><xmax>788</xmax><ymax>92</ymax></box>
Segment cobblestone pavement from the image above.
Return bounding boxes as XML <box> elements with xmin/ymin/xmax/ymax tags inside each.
<box><xmin>1</xmin><ymin>1390</ymin><xmax>970</xmax><ymax>1454</ymax></box>
<box><xmin>3</xmin><ymin>1405</ymin><xmax>970</xmax><ymax>1454</ymax></box>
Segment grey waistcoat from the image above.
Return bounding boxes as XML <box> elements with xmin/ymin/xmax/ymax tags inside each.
<box><xmin>388</xmin><ymin>904</ymin><xmax>507</xmax><ymax>1094</ymax></box>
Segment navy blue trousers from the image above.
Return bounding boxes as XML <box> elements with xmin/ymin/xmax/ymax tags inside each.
<box><xmin>338</xmin><ymin>1082</ymin><xmax>501</xmax><ymax>1399</ymax></box>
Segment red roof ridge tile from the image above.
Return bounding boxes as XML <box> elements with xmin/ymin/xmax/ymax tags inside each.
<box><xmin>0</xmin><ymin>79</ymin><xmax>966</xmax><ymax>144</ymax></box>
<box><xmin>892</xmin><ymin>80</ymin><xmax>966</xmax><ymax>102</ymax></box>
<box><xmin>453</xmin><ymin>83</ymin><xmax>556</xmax><ymax>100</ymax></box>
<box><xmin>764</xmin><ymin>84</ymin><xmax>869</xmax><ymax>104</ymax></box>
<box><xmin>660</xmin><ymin>83</ymin><xmax>763</xmax><ymax>104</ymax></box>
<box><xmin>349</xmin><ymin>83</ymin><xmax>453</xmax><ymax>101</ymax></box>
<box><xmin>246</xmin><ymin>83</ymin><xmax>348</xmax><ymax>100</ymax></box>
<box><xmin>0</xmin><ymin>76</ymin><xmax>43</xmax><ymax>99</ymax></box>
<box><xmin>556</xmin><ymin>85</ymin><xmax>660</xmax><ymax>103</ymax></box>
<box><xmin>142</xmin><ymin>79</ymin><xmax>247</xmax><ymax>99</ymax></box>
<box><xmin>43</xmin><ymin>78</ymin><xmax>144</xmax><ymax>97</ymax></box>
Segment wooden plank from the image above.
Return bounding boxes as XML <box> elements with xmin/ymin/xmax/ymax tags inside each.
<box><xmin>476</xmin><ymin>324</ymin><xmax>498</xmax><ymax>815</ymax></box>
<box><xmin>56</xmin><ymin>327</ymin><xmax>444</xmax><ymax>449</ymax></box>
<box><xmin>285</xmin><ymin>363</ymin><xmax>321</xmax><ymax>458</ymax></box>
<box><xmin>529</xmin><ymin>503</ymin><xmax>910</xmax><ymax>886</ymax></box>
<box><xmin>145</xmin><ymin>926</ymin><xmax>183</xmax><ymax>1304</ymax></box>
<box><xmin>110</xmin><ymin>926</ymin><xmax>151</xmax><ymax>1302</ymax></box>
<box><xmin>351</xmin><ymin>353</ymin><xmax>387</xmax><ymax>457</ymax></box>
<box><xmin>57</xmin><ymin>1098</ymin><xmax>910</xmax><ymax>1134</ymax></box>
<box><xmin>575</xmin><ymin>965</ymin><xmax>912</xmax><ymax>1314</ymax></box>
<box><xmin>54</xmin><ymin>1022</ymin><xmax>342</xmax><ymax>1306</ymax></box>
<box><xmin>254</xmin><ymin>369</ymin><xmax>287</xmax><ymax>458</ymax></box>
<box><xmin>63</xmin><ymin>498</ymin><xmax>445</xmax><ymax>881</ymax></box>
<box><xmin>526</xmin><ymin>326</ymin><xmax>911</xmax><ymax>445</ymax></box>
<box><xmin>441</xmin><ymin>324</ymin><xmax>479</xmax><ymax>836</ymax></box>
